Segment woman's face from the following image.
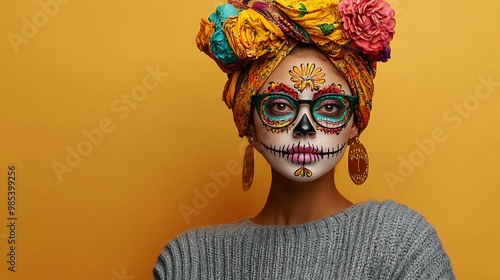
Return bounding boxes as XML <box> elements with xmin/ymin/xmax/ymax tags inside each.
<box><xmin>252</xmin><ymin>48</ymin><xmax>358</xmax><ymax>182</ymax></box>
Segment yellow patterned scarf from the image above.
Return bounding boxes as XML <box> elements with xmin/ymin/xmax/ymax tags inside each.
<box><xmin>196</xmin><ymin>0</ymin><xmax>396</xmax><ymax>137</ymax></box>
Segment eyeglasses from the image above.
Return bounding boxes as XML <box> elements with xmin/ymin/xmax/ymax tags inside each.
<box><xmin>251</xmin><ymin>93</ymin><xmax>358</xmax><ymax>130</ymax></box>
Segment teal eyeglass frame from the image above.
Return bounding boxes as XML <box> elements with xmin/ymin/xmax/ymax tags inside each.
<box><xmin>251</xmin><ymin>93</ymin><xmax>359</xmax><ymax>129</ymax></box>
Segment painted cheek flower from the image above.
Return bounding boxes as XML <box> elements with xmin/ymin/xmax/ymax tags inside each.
<box><xmin>339</xmin><ymin>0</ymin><xmax>396</xmax><ymax>55</ymax></box>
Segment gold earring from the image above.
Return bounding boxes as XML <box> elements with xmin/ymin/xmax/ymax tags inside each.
<box><xmin>242</xmin><ymin>136</ymin><xmax>254</xmax><ymax>191</ymax></box>
<box><xmin>348</xmin><ymin>137</ymin><xmax>369</xmax><ymax>185</ymax></box>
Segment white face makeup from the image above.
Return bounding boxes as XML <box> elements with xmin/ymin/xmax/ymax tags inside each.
<box><xmin>252</xmin><ymin>48</ymin><xmax>358</xmax><ymax>182</ymax></box>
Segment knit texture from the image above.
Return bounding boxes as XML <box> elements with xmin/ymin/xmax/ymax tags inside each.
<box><xmin>153</xmin><ymin>200</ymin><xmax>454</xmax><ymax>279</ymax></box>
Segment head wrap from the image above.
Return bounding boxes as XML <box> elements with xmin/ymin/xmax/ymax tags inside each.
<box><xmin>196</xmin><ymin>0</ymin><xmax>396</xmax><ymax>137</ymax></box>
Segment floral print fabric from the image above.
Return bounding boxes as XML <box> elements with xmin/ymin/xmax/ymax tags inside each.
<box><xmin>196</xmin><ymin>0</ymin><xmax>396</xmax><ymax>137</ymax></box>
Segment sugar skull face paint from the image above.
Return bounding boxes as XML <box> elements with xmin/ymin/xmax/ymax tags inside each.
<box><xmin>253</xmin><ymin>82</ymin><xmax>356</xmax><ymax>136</ymax></box>
<box><xmin>313</xmin><ymin>83</ymin><xmax>351</xmax><ymax>135</ymax></box>
<box><xmin>263</xmin><ymin>82</ymin><xmax>299</xmax><ymax>99</ymax></box>
<box><xmin>252</xmin><ymin>48</ymin><xmax>358</xmax><ymax>182</ymax></box>
<box><xmin>289</xmin><ymin>63</ymin><xmax>326</xmax><ymax>92</ymax></box>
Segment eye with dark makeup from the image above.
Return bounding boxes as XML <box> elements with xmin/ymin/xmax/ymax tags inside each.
<box><xmin>265</xmin><ymin>98</ymin><xmax>295</xmax><ymax>117</ymax></box>
<box><xmin>315</xmin><ymin>97</ymin><xmax>347</xmax><ymax>119</ymax></box>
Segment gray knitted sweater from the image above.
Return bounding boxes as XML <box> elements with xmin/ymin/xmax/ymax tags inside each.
<box><xmin>153</xmin><ymin>200</ymin><xmax>454</xmax><ymax>279</ymax></box>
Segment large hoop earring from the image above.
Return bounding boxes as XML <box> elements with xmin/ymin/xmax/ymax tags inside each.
<box><xmin>242</xmin><ymin>136</ymin><xmax>254</xmax><ymax>191</ymax></box>
<box><xmin>348</xmin><ymin>137</ymin><xmax>369</xmax><ymax>185</ymax></box>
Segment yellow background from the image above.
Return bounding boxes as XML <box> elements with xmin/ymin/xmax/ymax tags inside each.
<box><xmin>0</xmin><ymin>0</ymin><xmax>499</xmax><ymax>279</ymax></box>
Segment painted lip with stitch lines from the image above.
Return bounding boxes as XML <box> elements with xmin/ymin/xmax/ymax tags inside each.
<box><xmin>262</xmin><ymin>142</ymin><xmax>346</xmax><ymax>165</ymax></box>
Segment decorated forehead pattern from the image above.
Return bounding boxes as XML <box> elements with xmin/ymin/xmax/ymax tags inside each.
<box><xmin>289</xmin><ymin>63</ymin><xmax>326</xmax><ymax>92</ymax></box>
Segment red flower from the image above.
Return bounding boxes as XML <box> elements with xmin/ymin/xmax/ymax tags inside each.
<box><xmin>339</xmin><ymin>0</ymin><xmax>396</xmax><ymax>55</ymax></box>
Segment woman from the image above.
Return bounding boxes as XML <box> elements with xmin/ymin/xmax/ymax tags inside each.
<box><xmin>154</xmin><ymin>0</ymin><xmax>455</xmax><ymax>278</ymax></box>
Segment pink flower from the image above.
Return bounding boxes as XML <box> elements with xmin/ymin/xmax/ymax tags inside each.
<box><xmin>339</xmin><ymin>0</ymin><xmax>396</xmax><ymax>55</ymax></box>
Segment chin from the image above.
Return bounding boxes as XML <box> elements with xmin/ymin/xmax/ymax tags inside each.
<box><xmin>266</xmin><ymin>157</ymin><xmax>343</xmax><ymax>182</ymax></box>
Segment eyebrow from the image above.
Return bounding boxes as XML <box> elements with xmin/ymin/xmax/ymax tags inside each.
<box><xmin>264</xmin><ymin>82</ymin><xmax>299</xmax><ymax>100</ymax></box>
<box><xmin>312</xmin><ymin>83</ymin><xmax>345</xmax><ymax>99</ymax></box>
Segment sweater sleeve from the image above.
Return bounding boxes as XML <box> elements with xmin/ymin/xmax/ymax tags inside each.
<box><xmin>152</xmin><ymin>229</ymin><xmax>204</xmax><ymax>280</ymax></box>
<box><xmin>388</xmin><ymin>204</ymin><xmax>455</xmax><ymax>279</ymax></box>
<box><xmin>400</xmin><ymin>230</ymin><xmax>455</xmax><ymax>279</ymax></box>
<box><xmin>153</xmin><ymin>244</ymin><xmax>174</xmax><ymax>280</ymax></box>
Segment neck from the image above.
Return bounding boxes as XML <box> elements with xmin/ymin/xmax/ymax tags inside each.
<box><xmin>252</xmin><ymin>168</ymin><xmax>353</xmax><ymax>226</ymax></box>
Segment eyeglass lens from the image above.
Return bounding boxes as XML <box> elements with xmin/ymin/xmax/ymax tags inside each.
<box><xmin>257</xmin><ymin>94</ymin><xmax>352</xmax><ymax>129</ymax></box>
